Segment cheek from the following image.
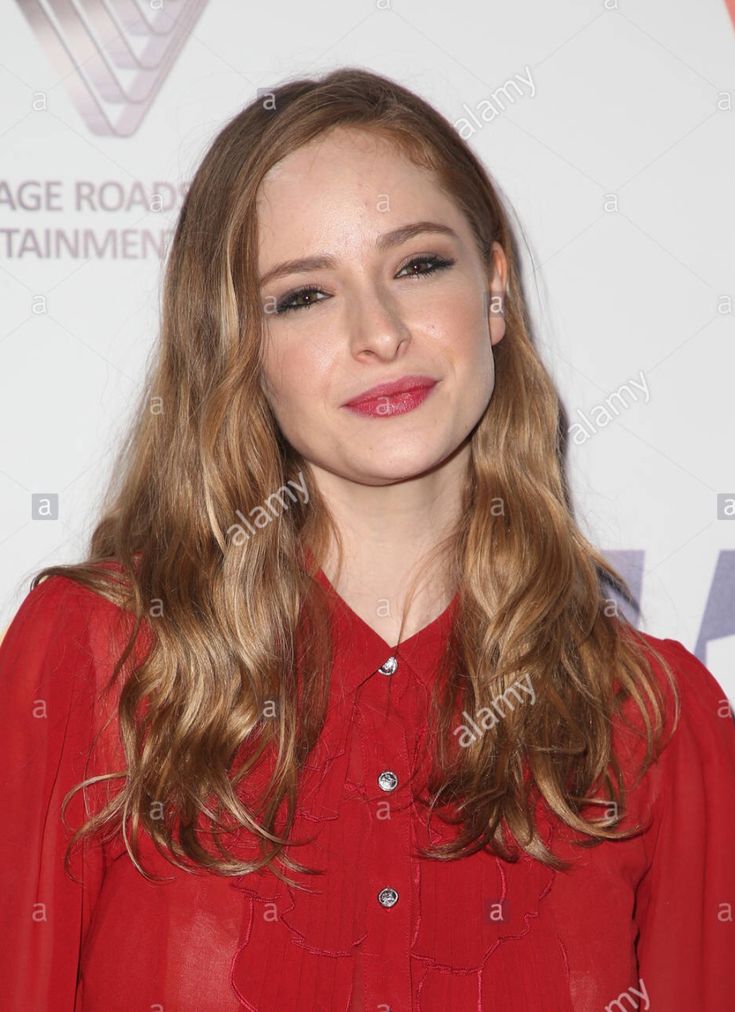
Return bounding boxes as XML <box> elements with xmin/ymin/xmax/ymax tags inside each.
<box><xmin>261</xmin><ymin>334</ymin><xmax>332</xmax><ymax>426</ymax></box>
<box><xmin>436</xmin><ymin>309</ymin><xmax>496</xmax><ymax>426</ymax></box>
<box><xmin>434</xmin><ymin>300</ymin><xmax>493</xmax><ymax>377</ymax></box>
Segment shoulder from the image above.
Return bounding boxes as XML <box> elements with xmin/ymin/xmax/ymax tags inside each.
<box><xmin>0</xmin><ymin>570</ymin><xmax>150</xmax><ymax>774</ymax></box>
<box><xmin>616</xmin><ymin>628</ymin><xmax>735</xmax><ymax>798</ymax></box>
<box><xmin>1</xmin><ymin>569</ymin><xmax>152</xmax><ymax>698</ymax></box>
<box><xmin>587</xmin><ymin>628</ymin><xmax>735</xmax><ymax>877</ymax></box>
<box><xmin>630</xmin><ymin>629</ymin><xmax>733</xmax><ymax>734</ymax></box>
<box><xmin>15</xmin><ymin>571</ymin><xmax>110</xmax><ymax>615</ymax></box>
<box><xmin>1</xmin><ymin>574</ymin><xmax>100</xmax><ymax>656</ymax></box>
<box><xmin>6</xmin><ymin>570</ymin><xmax>129</xmax><ymax>638</ymax></box>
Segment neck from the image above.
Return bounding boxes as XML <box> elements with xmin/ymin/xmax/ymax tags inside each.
<box><xmin>308</xmin><ymin>444</ymin><xmax>469</xmax><ymax>642</ymax></box>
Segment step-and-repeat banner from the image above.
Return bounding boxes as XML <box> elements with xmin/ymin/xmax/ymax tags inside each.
<box><xmin>1</xmin><ymin>0</ymin><xmax>734</xmax><ymax>702</ymax></box>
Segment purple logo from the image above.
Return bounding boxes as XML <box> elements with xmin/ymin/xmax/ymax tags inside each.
<box><xmin>16</xmin><ymin>0</ymin><xmax>208</xmax><ymax>136</ymax></box>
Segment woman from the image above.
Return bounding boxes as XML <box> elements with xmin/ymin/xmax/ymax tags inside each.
<box><xmin>1</xmin><ymin>67</ymin><xmax>734</xmax><ymax>1011</ymax></box>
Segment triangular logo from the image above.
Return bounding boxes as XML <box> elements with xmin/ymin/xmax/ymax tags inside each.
<box><xmin>16</xmin><ymin>0</ymin><xmax>208</xmax><ymax>136</ymax></box>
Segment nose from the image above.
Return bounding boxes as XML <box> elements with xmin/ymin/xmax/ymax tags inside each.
<box><xmin>346</xmin><ymin>281</ymin><xmax>411</xmax><ymax>360</ymax></box>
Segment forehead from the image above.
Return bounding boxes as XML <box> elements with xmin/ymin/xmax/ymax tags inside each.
<box><xmin>255</xmin><ymin>128</ymin><xmax>463</xmax><ymax>255</ymax></box>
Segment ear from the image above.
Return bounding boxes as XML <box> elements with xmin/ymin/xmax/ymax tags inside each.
<box><xmin>487</xmin><ymin>241</ymin><xmax>508</xmax><ymax>347</ymax></box>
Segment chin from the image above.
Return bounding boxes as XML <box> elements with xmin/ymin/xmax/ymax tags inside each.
<box><xmin>352</xmin><ymin>447</ymin><xmax>453</xmax><ymax>484</ymax></box>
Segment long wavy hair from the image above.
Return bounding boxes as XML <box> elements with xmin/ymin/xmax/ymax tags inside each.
<box><xmin>32</xmin><ymin>66</ymin><xmax>679</xmax><ymax>887</ymax></box>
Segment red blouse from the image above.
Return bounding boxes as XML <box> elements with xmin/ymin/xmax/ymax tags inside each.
<box><xmin>1</xmin><ymin>571</ymin><xmax>735</xmax><ymax>1011</ymax></box>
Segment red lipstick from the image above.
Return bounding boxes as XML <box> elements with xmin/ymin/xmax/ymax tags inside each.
<box><xmin>342</xmin><ymin>375</ymin><xmax>438</xmax><ymax>418</ymax></box>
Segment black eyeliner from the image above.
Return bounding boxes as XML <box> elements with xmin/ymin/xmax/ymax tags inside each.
<box><xmin>274</xmin><ymin>254</ymin><xmax>455</xmax><ymax>315</ymax></box>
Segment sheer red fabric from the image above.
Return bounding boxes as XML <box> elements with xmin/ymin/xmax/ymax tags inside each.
<box><xmin>1</xmin><ymin>571</ymin><xmax>735</xmax><ymax>1010</ymax></box>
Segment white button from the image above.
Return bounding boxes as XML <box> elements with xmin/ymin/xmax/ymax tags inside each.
<box><xmin>378</xmin><ymin>770</ymin><xmax>398</xmax><ymax>792</ymax></box>
<box><xmin>378</xmin><ymin>656</ymin><xmax>398</xmax><ymax>676</ymax></box>
<box><xmin>377</xmin><ymin>887</ymin><xmax>399</xmax><ymax>908</ymax></box>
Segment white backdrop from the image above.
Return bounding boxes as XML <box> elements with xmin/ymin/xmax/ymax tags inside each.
<box><xmin>1</xmin><ymin>0</ymin><xmax>734</xmax><ymax>702</ymax></box>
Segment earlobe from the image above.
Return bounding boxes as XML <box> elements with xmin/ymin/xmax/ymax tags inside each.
<box><xmin>489</xmin><ymin>314</ymin><xmax>506</xmax><ymax>347</ymax></box>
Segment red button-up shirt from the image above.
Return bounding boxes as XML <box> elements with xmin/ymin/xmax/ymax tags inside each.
<box><xmin>1</xmin><ymin>570</ymin><xmax>735</xmax><ymax>1010</ymax></box>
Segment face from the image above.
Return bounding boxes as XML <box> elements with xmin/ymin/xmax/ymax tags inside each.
<box><xmin>256</xmin><ymin>126</ymin><xmax>507</xmax><ymax>487</ymax></box>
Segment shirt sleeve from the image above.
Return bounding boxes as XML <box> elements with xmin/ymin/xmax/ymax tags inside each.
<box><xmin>0</xmin><ymin>575</ymin><xmax>108</xmax><ymax>1012</ymax></box>
<box><xmin>634</xmin><ymin>637</ymin><xmax>735</xmax><ymax>1010</ymax></box>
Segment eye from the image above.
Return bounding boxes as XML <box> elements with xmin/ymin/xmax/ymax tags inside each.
<box><xmin>272</xmin><ymin>254</ymin><xmax>456</xmax><ymax>315</ymax></box>
<box><xmin>274</xmin><ymin>287</ymin><xmax>328</xmax><ymax>314</ymax></box>
<box><xmin>396</xmin><ymin>254</ymin><xmax>455</xmax><ymax>279</ymax></box>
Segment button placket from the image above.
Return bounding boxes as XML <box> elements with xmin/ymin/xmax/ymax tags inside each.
<box><xmin>358</xmin><ymin>653</ymin><xmax>413</xmax><ymax>1010</ymax></box>
<box><xmin>376</xmin><ymin>655</ymin><xmax>401</xmax><ymax>912</ymax></box>
<box><xmin>377</xmin><ymin>658</ymin><xmax>400</xmax><ymax>797</ymax></box>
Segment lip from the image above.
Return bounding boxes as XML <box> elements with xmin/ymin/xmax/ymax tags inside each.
<box><xmin>343</xmin><ymin>374</ymin><xmax>438</xmax><ymax>407</ymax></box>
<box><xmin>342</xmin><ymin>375</ymin><xmax>439</xmax><ymax>418</ymax></box>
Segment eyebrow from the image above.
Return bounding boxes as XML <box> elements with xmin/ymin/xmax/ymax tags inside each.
<box><xmin>257</xmin><ymin>220</ymin><xmax>460</xmax><ymax>287</ymax></box>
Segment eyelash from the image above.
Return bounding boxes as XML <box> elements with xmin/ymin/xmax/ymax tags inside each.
<box><xmin>273</xmin><ymin>254</ymin><xmax>456</xmax><ymax>315</ymax></box>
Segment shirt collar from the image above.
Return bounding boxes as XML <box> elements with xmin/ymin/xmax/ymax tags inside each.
<box><xmin>312</xmin><ymin>565</ymin><xmax>459</xmax><ymax>696</ymax></box>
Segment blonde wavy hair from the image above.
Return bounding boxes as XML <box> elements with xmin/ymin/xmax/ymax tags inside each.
<box><xmin>32</xmin><ymin>66</ymin><xmax>678</xmax><ymax>887</ymax></box>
